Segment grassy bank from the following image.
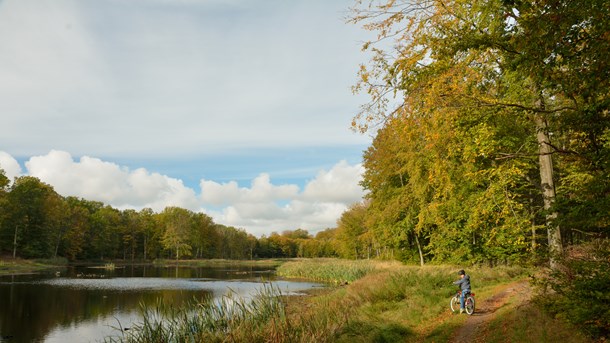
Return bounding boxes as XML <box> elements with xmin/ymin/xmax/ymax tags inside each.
<box><xmin>152</xmin><ymin>258</ymin><xmax>284</xmax><ymax>268</ymax></box>
<box><xmin>0</xmin><ymin>257</ymin><xmax>67</xmax><ymax>275</ymax></box>
<box><xmin>276</xmin><ymin>258</ymin><xmax>379</xmax><ymax>284</ymax></box>
<box><xmin>110</xmin><ymin>259</ymin><xmax>594</xmax><ymax>343</ymax></box>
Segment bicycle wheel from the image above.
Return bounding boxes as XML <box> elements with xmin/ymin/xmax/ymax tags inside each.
<box><xmin>450</xmin><ymin>295</ymin><xmax>460</xmax><ymax>313</ymax></box>
<box><xmin>465</xmin><ymin>296</ymin><xmax>475</xmax><ymax>315</ymax></box>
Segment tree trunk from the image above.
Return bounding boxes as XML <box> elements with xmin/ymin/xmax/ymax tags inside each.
<box><xmin>415</xmin><ymin>234</ymin><xmax>424</xmax><ymax>266</ymax></box>
<box><xmin>535</xmin><ymin>114</ymin><xmax>562</xmax><ymax>268</ymax></box>
<box><xmin>143</xmin><ymin>236</ymin><xmax>148</xmax><ymax>260</ymax></box>
<box><xmin>54</xmin><ymin>232</ymin><xmax>62</xmax><ymax>259</ymax></box>
<box><xmin>12</xmin><ymin>225</ymin><xmax>18</xmax><ymax>259</ymax></box>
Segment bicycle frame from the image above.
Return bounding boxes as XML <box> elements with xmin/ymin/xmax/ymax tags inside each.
<box><xmin>450</xmin><ymin>290</ymin><xmax>476</xmax><ymax>315</ymax></box>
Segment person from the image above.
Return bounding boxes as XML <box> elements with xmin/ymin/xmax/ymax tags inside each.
<box><xmin>453</xmin><ymin>269</ymin><xmax>471</xmax><ymax>313</ymax></box>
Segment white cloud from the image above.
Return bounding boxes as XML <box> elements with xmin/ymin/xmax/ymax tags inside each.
<box><xmin>25</xmin><ymin>150</ymin><xmax>199</xmax><ymax>211</ymax></box>
<box><xmin>5</xmin><ymin>150</ymin><xmax>365</xmax><ymax>236</ymax></box>
<box><xmin>202</xmin><ymin>160</ymin><xmax>365</xmax><ymax>236</ymax></box>
<box><xmin>0</xmin><ymin>151</ymin><xmax>22</xmax><ymax>181</ymax></box>
<box><xmin>302</xmin><ymin>160</ymin><xmax>365</xmax><ymax>203</ymax></box>
<box><xmin>200</xmin><ymin>174</ymin><xmax>299</xmax><ymax>206</ymax></box>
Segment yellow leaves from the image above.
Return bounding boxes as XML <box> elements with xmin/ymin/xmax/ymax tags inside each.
<box><xmin>359</xmin><ymin>64</ymin><xmax>369</xmax><ymax>84</ymax></box>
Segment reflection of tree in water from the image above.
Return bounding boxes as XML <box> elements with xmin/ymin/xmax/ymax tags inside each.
<box><xmin>0</xmin><ymin>278</ymin><xmax>211</xmax><ymax>343</ymax></box>
<box><xmin>68</xmin><ymin>264</ymin><xmax>276</xmax><ymax>281</ymax></box>
<box><xmin>0</xmin><ymin>265</ymin><xmax>279</xmax><ymax>342</ymax></box>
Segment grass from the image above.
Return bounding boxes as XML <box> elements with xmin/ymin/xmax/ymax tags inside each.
<box><xmin>481</xmin><ymin>299</ymin><xmax>591</xmax><ymax>343</ymax></box>
<box><xmin>103</xmin><ymin>259</ymin><xmax>595</xmax><ymax>342</ymax></box>
<box><xmin>276</xmin><ymin>258</ymin><xmax>379</xmax><ymax>284</ymax></box>
<box><xmin>0</xmin><ymin>257</ymin><xmax>67</xmax><ymax>275</ymax></box>
<box><xmin>106</xmin><ymin>284</ymin><xmax>290</xmax><ymax>343</ymax></box>
<box><xmin>152</xmin><ymin>258</ymin><xmax>284</xmax><ymax>268</ymax></box>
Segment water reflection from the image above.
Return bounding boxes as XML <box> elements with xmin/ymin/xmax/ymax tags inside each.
<box><xmin>0</xmin><ymin>265</ymin><xmax>320</xmax><ymax>343</ymax></box>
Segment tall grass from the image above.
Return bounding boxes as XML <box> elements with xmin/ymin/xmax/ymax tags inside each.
<box><xmin>152</xmin><ymin>258</ymin><xmax>283</xmax><ymax>268</ymax></box>
<box><xmin>106</xmin><ymin>284</ymin><xmax>288</xmax><ymax>343</ymax></box>
<box><xmin>105</xmin><ymin>261</ymin><xmax>532</xmax><ymax>343</ymax></box>
<box><xmin>276</xmin><ymin>258</ymin><xmax>376</xmax><ymax>284</ymax></box>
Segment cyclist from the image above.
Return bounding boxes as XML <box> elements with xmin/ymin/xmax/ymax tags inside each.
<box><xmin>453</xmin><ymin>269</ymin><xmax>471</xmax><ymax>314</ymax></box>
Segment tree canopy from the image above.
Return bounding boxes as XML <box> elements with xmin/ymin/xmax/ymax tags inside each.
<box><xmin>349</xmin><ymin>0</ymin><xmax>610</xmax><ymax>266</ymax></box>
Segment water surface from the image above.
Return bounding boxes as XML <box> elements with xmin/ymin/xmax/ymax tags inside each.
<box><xmin>0</xmin><ymin>264</ymin><xmax>320</xmax><ymax>342</ymax></box>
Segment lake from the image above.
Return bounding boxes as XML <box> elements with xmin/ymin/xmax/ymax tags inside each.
<box><xmin>0</xmin><ymin>264</ymin><xmax>322</xmax><ymax>343</ymax></box>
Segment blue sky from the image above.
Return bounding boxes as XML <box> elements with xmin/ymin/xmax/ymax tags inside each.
<box><xmin>0</xmin><ymin>0</ymin><xmax>375</xmax><ymax>236</ymax></box>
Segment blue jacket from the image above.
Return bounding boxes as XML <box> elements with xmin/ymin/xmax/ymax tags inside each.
<box><xmin>453</xmin><ymin>274</ymin><xmax>471</xmax><ymax>292</ymax></box>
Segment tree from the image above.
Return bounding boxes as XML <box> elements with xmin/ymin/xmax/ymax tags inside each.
<box><xmin>158</xmin><ymin>207</ymin><xmax>193</xmax><ymax>260</ymax></box>
<box><xmin>335</xmin><ymin>202</ymin><xmax>371</xmax><ymax>259</ymax></box>
<box><xmin>89</xmin><ymin>205</ymin><xmax>122</xmax><ymax>260</ymax></box>
<box><xmin>0</xmin><ymin>169</ymin><xmax>9</xmax><ymax>251</ymax></box>
<box><xmin>60</xmin><ymin>197</ymin><xmax>90</xmax><ymax>260</ymax></box>
<box><xmin>350</xmin><ymin>0</ymin><xmax>610</xmax><ymax>267</ymax></box>
<box><xmin>2</xmin><ymin>176</ymin><xmax>57</xmax><ymax>258</ymax></box>
<box><xmin>45</xmin><ymin>191</ymin><xmax>68</xmax><ymax>259</ymax></box>
<box><xmin>190</xmin><ymin>212</ymin><xmax>215</xmax><ymax>258</ymax></box>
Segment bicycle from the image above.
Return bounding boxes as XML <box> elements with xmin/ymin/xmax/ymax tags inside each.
<box><xmin>450</xmin><ymin>290</ymin><xmax>475</xmax><ymax>315</ymax></box>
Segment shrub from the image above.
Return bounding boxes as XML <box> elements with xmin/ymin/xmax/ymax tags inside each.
<box><xmin>534</xmin><ymin>240</ymin><xmax>610</xmax><ymax>340</ymax></box>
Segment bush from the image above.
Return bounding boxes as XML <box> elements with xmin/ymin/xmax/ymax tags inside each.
<box><xmin>534</xmin><ymin>240</ymin><xmax>610</xmax><ymax>340</ymax></box>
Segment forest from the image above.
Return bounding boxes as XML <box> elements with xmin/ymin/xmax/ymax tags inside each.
<box><xmin>0</xmin><ymin>171</ymin><xmax>345</xmax><ymax>261</ymax></box>
<box><xmin>345</xmin><ymin>0</ymin><xmax>609</xmax><ymax>267</ymax></box>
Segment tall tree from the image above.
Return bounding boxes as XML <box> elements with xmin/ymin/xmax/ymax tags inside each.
<box><xmin>159</xmin><ymin>207</ymin><xmax>193</xmax><ymax>259</ymax></box>
<box><xmin>3</xmin><ymin>177</ymin><xmax>56</xmax><ymax>258</ymax></box>
<box><xmin>139</xmin><ymin>208</ymin><xmax>160</xmax><ymax>260</ymax></box>
<box><xmin>190</xmin><ymin>212</ymin><xmax>215</xmax><ymax>258</ymax></box>
<box><xmin>61</xmin><ymin>197</ymin><xmax>90</xmax><ymax>260</ymax></box>
<box><xmin>336</xmin><ymin>202</ymin><xmax>371</xmax><ymax>259</ymax></box>
<box><xmin>350</xmin><ymin>0</ymin><xmax>610</xmax><ymax>267</ymax></box>
<box><xmin>0</xmin><ymin>169</ymin><xmax>9</xmax><ymax>251</ymax></box>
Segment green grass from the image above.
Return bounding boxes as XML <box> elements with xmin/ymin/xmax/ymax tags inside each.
<box><xmin>107</xmin><ymin>284</ymin><xmax>288</xmax><ymax>343</ymax></box>
<box><xmin>0</xmin><ymin>257</ymin><xmax>67</xmax><ymax>275</ymax></box>
<box><xmin>276</xmin><ymin>258</ymin><xmax>376</xmax><ymax>284</ymax></box>
<box><xmin>475</xmin><ymin>285</ymin><xmax>591</xmax><ymax>343</ymax></box>
<box><xmin>152</xmin><ymin>258</ymin><xmax>284</xmax><ymax>268</ymax></box>
<box><xmin>103</xmin><ymin>260</ymin><xmax>594</xmax><ymax>343</ymax></box>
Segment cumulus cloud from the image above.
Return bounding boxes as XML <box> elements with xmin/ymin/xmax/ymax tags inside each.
<box><xmin>200</xmin><ymin>160</ymin><xmax>365</xmax><ymax>236</ymax></box>
<box><xmin>302</xmin><ymin>160</ymin><xmax>365</xmax><ymax>203</ymax></box>
<box><xmin>25</xmin><ymin>150</ymin><xmax>198</xmax><ymax>211</ymax></box>
<box><xmin>201</xmin><ymin>174</ymin><xmax>299</xmax><ymax>206</ymax></box>
<box><xmin>4</xmin><ymin>150</ymin><xmax>365</xmax><ymax>236</ymax></box>
<box><xmin>0</xmin><ymin>151</ymin><xmax>22</xmax><ymax>181</ymax></box>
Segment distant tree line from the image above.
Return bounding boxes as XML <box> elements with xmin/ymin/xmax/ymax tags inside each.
<box><xmin>0</xmin><ymin>171</ymin><xmax>359</xmax><ymax>261</ymax></box>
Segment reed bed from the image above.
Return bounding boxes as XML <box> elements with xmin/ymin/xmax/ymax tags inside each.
<box><xmin>276</xmin><ymin>258</ymin><xmax>376</xmax><ymax>284</ymax></box>
<box><xmin>106</xmin><ymin>283</ymin><xmax>288</xmax><ymax>343</ymax></box>
<box><xmin>152</xmin><ymin>258</ymin><xmax>283</xmax><ymax>268</ymax></box>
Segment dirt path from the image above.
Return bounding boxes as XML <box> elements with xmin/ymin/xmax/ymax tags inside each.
<box><xmin>449</xmin><ymin>280</ymin><xmax>531</xmax><ymax>343</ymax></box>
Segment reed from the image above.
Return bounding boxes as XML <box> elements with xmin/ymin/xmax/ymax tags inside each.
<box><xmin>106</xmin><ymin>283</ymin><xmax>288</xmax><ymax>343</ymax></box>
<box><xmin>276</xmin><ymin>258</ymin><xmax>376</xmax><ymax>284</ymax></box>
<box><xmin>152</xmin><ymin>258</ymin><xmax>283</xmax><ymax>268</ymax></box>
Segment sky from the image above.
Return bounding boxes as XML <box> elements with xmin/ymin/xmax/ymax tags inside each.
<box><xmin>0</xmin><ymin>0</ymin><xmax>375</xmax><ymax>237</ymax></box>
